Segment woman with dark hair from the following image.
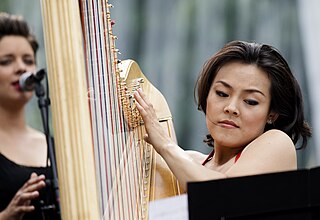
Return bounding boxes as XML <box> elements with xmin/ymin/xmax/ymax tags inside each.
<box><xmin>0</xmin><ymin>12</ymin><xmax>51</xmax><ymax>220</ymax></box>
<box><xmin>134</xmin><ymin>40</ymin><xmax>312</xmax><ymax>192</ymax></box>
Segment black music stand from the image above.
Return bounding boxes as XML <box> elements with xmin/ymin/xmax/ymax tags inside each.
<box><xmin>187</xmin><ymin>167</ymin><xmax>320</xmax><ymax>220</ymax></box>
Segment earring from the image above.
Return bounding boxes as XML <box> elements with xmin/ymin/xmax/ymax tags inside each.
<box><xmin>267</xmin><ymin>119</ymin><xmax>273</xmax><ymax>124</ymax></box>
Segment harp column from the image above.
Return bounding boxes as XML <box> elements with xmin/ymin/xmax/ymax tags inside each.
<box><xmin>40</xmin><ymin>0</ymin><xmax>99</xmax><ymax>219</ymax></box>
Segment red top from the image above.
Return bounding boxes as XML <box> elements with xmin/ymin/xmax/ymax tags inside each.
<box><xmin>202</xmin><ymin>150</ymin><xmax>242</xmax><ymax>166</ymax></box>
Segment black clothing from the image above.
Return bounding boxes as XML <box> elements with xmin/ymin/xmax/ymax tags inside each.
<box><xmin>0</xmin><ymin>153</ymin><xmax>53</xmax><ymax>220</ymax></box>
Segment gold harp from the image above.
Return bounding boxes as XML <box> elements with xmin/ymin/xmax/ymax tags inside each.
<box><xmin>41</xmin><ymin>0</ymin><xmax>181</xmax><ymax>219</ymax></box>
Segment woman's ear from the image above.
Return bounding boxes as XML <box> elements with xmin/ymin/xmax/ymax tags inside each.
<box><xmin>267</xmin><ymin>112</ymin><xmax>279</xmax><ymax>124</ymax></box>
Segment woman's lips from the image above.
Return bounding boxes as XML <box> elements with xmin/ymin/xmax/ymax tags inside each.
<box><xmin>11</xmin><ymin>81</ymin><xmax>22</xmax><ymax>91</ymax></box>
<box><xmin>219</xmin><ymin>120</ymin><xmax>239</xmax><ymax>128</ymax></box>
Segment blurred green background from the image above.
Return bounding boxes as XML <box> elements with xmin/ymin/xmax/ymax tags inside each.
<box><xmin>1</xmin><ymin>0</ymin><xmax>319</xmax><ymax>168</ymax></box>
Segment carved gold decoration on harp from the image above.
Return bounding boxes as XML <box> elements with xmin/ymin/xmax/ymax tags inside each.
<box><xmin>41</xmin><ymin>0</ymin><xmax>181</xmax><ymax>219</ymax></box>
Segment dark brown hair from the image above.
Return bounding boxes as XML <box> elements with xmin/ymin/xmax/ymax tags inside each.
<box><xmin>195</xmin><ymin>40</ymin><xmax>311</xmax><ymax>149</ymax></box>
<box><xmin>0</xmin><ymin>12</ymin><xmax>38</xmax><ymax>55</ymax></box>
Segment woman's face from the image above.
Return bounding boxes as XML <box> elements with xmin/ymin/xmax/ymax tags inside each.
<box><xmin>0</xmin><ymin>36</ymin><xmax>36</xmax><ymax>107</ymax></box>
<box><xmin>206</xmin><ymin>61</ymin><xmax>273</xmax><ymax>150</ymax></box>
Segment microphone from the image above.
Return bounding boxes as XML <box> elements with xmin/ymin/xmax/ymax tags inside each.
<box><xmin>19</xmin><ymin>69</ymin><xmax>46</xmax><ymax>91</ymax></box>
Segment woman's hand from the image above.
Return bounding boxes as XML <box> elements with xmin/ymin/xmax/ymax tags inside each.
<box><xmin>133</xmin><ymin>89</ymin><xmax>174</xmax><ymax>154</ymax></box>
<box><xmin>0</xmin><ymin>172</ymin><xmax>46</xmax><ymax>220</ymax></box>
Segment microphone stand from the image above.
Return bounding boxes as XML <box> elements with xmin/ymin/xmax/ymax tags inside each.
<box><xmin>33</xmin><ymin>69</ymin><xmax>61</xmax><ymax>220</ymax></box>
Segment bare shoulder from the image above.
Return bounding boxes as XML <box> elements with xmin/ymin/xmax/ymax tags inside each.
<box><xmin>186</xmin><ymin>150</ymin><xmax>208</xmax><ymax>164</ymax></box>
<box><xmin>251</xmin><ymin>129</ymin><xmax>295</xmax><ymax>152</ymax></box>
<box><xmin>227</xmin><ymin>129</ymin><xmax>297</xmax><ymax>177</ymax></box>
<box><xmin>27</xmin><ymin>127</ymin><xmax>47</xmax><ymax>151</ymax></box>
<box><xmin>28</xmin><ymin>126</ymin><xmax>46</xmax><ymax>139</ymax></box>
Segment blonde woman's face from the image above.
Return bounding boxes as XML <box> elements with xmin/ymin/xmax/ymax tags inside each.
<box><xmin>206</xmin><ymin>62</ymin><xmax>272</xmax><ymax>150</ymax></box>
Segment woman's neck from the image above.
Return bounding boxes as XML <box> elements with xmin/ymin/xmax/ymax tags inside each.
<box><xmin>212</xmin><ymin>144</ymin><xmax>242</xmax><ymax>165</ymax></box>
<box><xmin>0</xmin><ymin>105</ymin><xmax>27</xmax><ymax>133</ymax></box>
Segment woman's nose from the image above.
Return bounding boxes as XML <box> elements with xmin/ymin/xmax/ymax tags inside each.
<box><xmin>14</xmin><ymin>59</ymin><xmax>28</xmax><ymax>75</ymax></box>
<box><xmin>224</xmin><ymin>101</ymin><xmax>239</xmax><ymax>116</ymax></box>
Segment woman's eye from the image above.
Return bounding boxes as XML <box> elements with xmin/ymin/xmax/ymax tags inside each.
<box><xmin>245</xmin><ymin>99</ymin><xmax>259</xmax><ymax>106</ymax></box>
<box><xmin>23</xmin><ymin>58</ymin><xmax>35</xmax><ymax>66</ymax></box>
<box><xmin>0</xmin><ymin>59</ymin><xmax>11</xmax><ymax>66</ymax></box>
<box><xmin>216</xmin><ymin>91</ymin><xmax>228</xmax><ymax>97</ymax></box>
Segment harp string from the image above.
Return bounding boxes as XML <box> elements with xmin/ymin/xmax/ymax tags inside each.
<box><xmin>80</xmin><ymin>0</ymin><xmax>145</xmax><ymax>219</ymax></box>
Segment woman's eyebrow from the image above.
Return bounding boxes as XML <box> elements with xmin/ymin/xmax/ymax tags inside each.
<box><xmin>215</xmin><ymin>80</ymin><xmax>232</xmax><ymax>88</ymax></box>
<box><xmin>244</xmin><ymin>89</ymin><xmax>266</xmax><ymax>97</ymax></box>
<box><xmin>215</xmin><ymin>80</ymin><xmax>266</xmax><ymax>97</ymax></box>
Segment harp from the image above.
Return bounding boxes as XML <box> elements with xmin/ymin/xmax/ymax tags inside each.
<box><xmin>40</xmin><ymin>0</ymin><xmax>181</xmax><ymax>219</ymax></box>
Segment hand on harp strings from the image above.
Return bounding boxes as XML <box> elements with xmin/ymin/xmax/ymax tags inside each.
<box><xmin>133</xmin><ymin>88</ymin><xmax>175</xmax><ymax>154</ymax></box>
<box><xmin>120</xmin><ymin>77</ymin><xmax>146</xmax><ymax>129</ymax></box>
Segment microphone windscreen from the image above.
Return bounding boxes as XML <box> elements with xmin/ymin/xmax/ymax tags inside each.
<box><xmin>19</xmin><ymin>72</ymin><xmax>35</xmax><ymax>91</ymax></box>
